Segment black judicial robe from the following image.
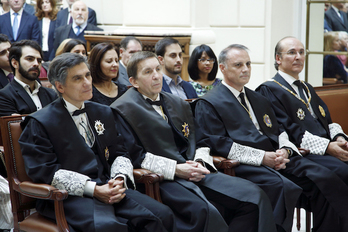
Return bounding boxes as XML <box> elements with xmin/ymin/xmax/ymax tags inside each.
<box><xmin>19</xmin><ymin>99</ymin><xmax>175</xmax><ymax>232</ymax></box>
<box><xmin>195</xmin><ymin>84</ymin><xmax>302</xmax><ymax>232</ymax></box>
<box><xmin>111</xmin><ymin>88</ymin><xmax>277</xmax><ymax>232</ymax></box>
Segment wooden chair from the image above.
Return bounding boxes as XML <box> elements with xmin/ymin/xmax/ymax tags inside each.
<box><xmin>1</xmin><ymin>115</ymin><xmax>163</xmax><ymax>231</ymax></box>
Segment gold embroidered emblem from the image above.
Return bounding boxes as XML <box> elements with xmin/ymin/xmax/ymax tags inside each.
<box><xmin>94</xmin><ymin>120</ymin><xmax>105</xmax><ymax>135</ymax></box>
<box><xmin>297</xmin><ymin>108</ymin><xmax>305</xmax><ymax>120</ymax></box>
<box><xmin>105</xmin><ymin>147</ymin><xmax>109</xmax><ymax>161</ymax></box>
<box><xmin>263</xmin><ymin>114</ymin><xmax>272</xmax><ymax>128</ymax></box>
<box><xmin>319</xmin><ymin>105</ymin><xmax>326</xmax><ymax>117</ymax></box>
<box><xmin>182</xmin><ymin>122</ymin><xmax>190</xmax><ymax>138</ymax></box>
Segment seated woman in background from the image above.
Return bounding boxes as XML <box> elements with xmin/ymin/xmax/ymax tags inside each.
<box><xmin>88</xmin><ymin>42</ymin><xmax>128</xmax><ymax>105</ymax></box>
<box><xmin>61</xmin><ymin>39</ymin><xmax>87</xmax><ymax>57</ymax></box>
<box><xmin>36</xmin><ymin>0</ymin><xmax>58</xmax><ymax>61</ymax></box>
<box><xmin>336</xmin><ymin>31</ymin><xmax>348</xmax><ymax>68</ymax></box>
<box><xmin>188</xmin><ymin>44</ymin><xmax>220</xmax><ymax>97</ymax></box>
<box><xmin>323</xmin><ymin>31</ymin><xmax>347</xmax><ymax>83</ymax></box>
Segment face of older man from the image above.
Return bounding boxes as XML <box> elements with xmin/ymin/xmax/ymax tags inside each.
<box><xmin>71</xmin><ymin>1</ymin><xmax>88</xmax><ymax>26</ymax></box>
<box><xmin>9</xmin><ymin>0</ymin><xmax>24</xmax><ymax>12</ymax></box>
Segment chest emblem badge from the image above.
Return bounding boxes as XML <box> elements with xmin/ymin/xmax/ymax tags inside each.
<box><xmin>182</xmin><ymin>122</ymin><xmax>190</xmax><ymax>138</ymax></box>
<box><xmin>95</xmin><ymin>120</ymin><xmax>105</xmax><ymax>135</ymax></box>
<box><xmin>263</xmin><ymin>114</ymin><xmax>272</xmax><ymax>128</ymax></box>
<box><xmin>297</xmin><ymin>108</ymin><xmax>305</xmax><ymax>120</ymax></box>
<box><xmin>319</xmin><ymin>105</ymin><xmax>326</xmax><ymax>117</ymax></box>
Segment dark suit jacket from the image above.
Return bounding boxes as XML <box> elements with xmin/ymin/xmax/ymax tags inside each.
<box><xmin>325</xmin><ymin>7</ymin><xmax>348</xmax><ymax>32</ymax></box>
<box><xmin>38</xmin><ymin>19</ymin><xmax>56</xmax><ymax>61</ymax></box>
<box><xmin>0</xmin><ymin>69</ymin><xmax>10</xmax><ymax>89</ymax></box>
<box><xmin>53</xmin><ymin>23</ymin><xmax>103</xmax><ymax>55</ymax></box>
<box><xmin>23</xmin><ymin>3</ymin><xmax>35</xmax><ymax>15</ymax></box>
<box><xmin>0</xmin><ymin>79</ymin><xmax>57</xmax><ymax>116</ymax></box>
<box><xmin>55</xmin><ymin>7</ymin><xmax>97</xmax><ymax>28</ymax></box>
<box><xmin>0</xmin><ymin>10</ymin><xmax>40</xmax><ymax>44</ymax></box>
<box><xmin>115</xmin><ymin>62</ymin><xmax>131</xmax><ymax>86</ymax></box>
<box><xmin>162</xmin><ymin>76</ymin><xmax>198</xmax><ymax>99</ymax></box>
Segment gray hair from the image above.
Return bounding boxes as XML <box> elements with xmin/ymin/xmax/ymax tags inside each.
<box><xmin>48</xmin><ymin>53</ymin><xmax>88</xmax><ymax>96</ymax></box>
<box><xmin>219</xmin><ymin>44</ymin><xmax>249</xmax><ymax>66</ymax></box>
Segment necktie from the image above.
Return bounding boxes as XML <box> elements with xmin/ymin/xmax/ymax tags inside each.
<box><xmin>12</xmin><ymin>13</ymin><xmax>19</xmax><ymax>40</ymax></box>
<box><xmin>76</xmin><ymin>26</ymin><xmax>81</xmax><ymax>36</ymax></box>
<box><xmin>69</xmin><ymin>16</ymin><xmax>73</xmax><ymax>24</ymax></box>
<box><xmin>79</xmin><ymin>118</ymin><xmax>94</xmax><ymax>147</ymax></box>
<box><xmin>294</xmin><ymin>80</ymin><xmax>308</xmax><ymax>103</ymax></box>
<box><xmin>7</xmin><ymin>73</ymin><xmax>14</xmax><ymax>82</ymax></box>
<box><xmin>239</xmin><ymin>92</ymin><xmax>249</xmax><ymax>111</ymax></box>
<box><xmin>73</xmin><ymin>108</ymin><xmax>87</xmax><ymax>116</ymax></box>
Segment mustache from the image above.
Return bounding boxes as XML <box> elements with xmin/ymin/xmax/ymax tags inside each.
<box><xmin>28</xmin><ymin>67</ymin><xmax>40</xmax><ymax>72</ymax></box>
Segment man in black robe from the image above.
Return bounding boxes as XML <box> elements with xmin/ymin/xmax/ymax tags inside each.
<box><xmin>111</xmin><ymin>51</ymin><xmax>277</xmax><ymax>232</ymax></box>
<box><xmin>19</xmin><ymin>53</ymin><xmax>176</xmax><ymax>232</ymax></box>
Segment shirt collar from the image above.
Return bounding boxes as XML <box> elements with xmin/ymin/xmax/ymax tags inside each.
<box><xmin>141</xmin><ymin>93</ymin><xmax>160</xmax><ymax>102</ymax></box>
<box><xmin>10</xmin><ymin>7</ymin><xmax>23</xmax><ymax>15</ymax></box>
<box><xmin>163</xmin><ymin>74</ymin><xmax>183</xmax><ymax>86</ymax></box>
<box><xmin>278</xmin><ymin>70</ymin><xmax>298</xmax><ymax>86</ymax></box>
<box><xmin>14</xmin><ymin>76</ymin><xmax>41</xmax><ymax>92</ymax></box>
<box><xmin>221</xmin><ymin>80</ymin><xmax>245</xmax><ymax>99</ymax></box>
<box><xmin>2</xmin><ymin>69</ymin><xmax>10</xmax><ymax>77</ymax></box>
<box><xmin>72</xmin><ymin>20</ymin><xmax>87</xmax><ymax>31</ymax></box>
<box><xmin>63</xmin><ymin>98</ymin><xmax>85</xmax><ymax>115</ymax></box>
<box><xmin>331</xmin><ymin>5</ymin><xmax>340</xmax><ymax>14</ymax></box>
<box><xmin>119</xmin><ymin>60</ymin><xmax>126</xmax><ymax>68</ymax></box>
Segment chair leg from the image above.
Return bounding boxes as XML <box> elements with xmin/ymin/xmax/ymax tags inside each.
<box><xmin>306</xmin><ymin>210</ymin><xmax>311</xmax><ymax>232</ymax></box>
<box><xmin>296</xmin><ymin>207</ymin><xmax>301</xmax><ymax>231</ymax></box>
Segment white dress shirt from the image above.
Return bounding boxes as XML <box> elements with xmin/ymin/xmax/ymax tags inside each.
<box><xmin>14</xmin><ymin>77</ymin><xmax>42</xmax><ymax>111</ymax></box>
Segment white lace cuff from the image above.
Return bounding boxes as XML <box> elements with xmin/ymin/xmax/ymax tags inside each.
<box><xmin>194</xmin><ymin>147</ymin><xmax>217</xmax><ymax>172</ymax></box>
<box><xmin>301</xmin><ymin>131</ymin><xmax>330</xmax><ymax>155</ymax></box>
<box><xmin>51</xmin><ymin>169</ymin><xmax>91</xmax><ymax>197</ymax></box>
<box><xmin>329</xmin><ymin>123</ymin><xmax>347</xmax><ymax>140</ymax></box>
<box><xmin>111</xmin><ymin>156</ymin><xmax>134</xmax><ymax>188</ymax></box>
<box><xmin>141</xmin><ymin>152</ymin><xmax>177</xmax><ymax>180</ymax></box>
<box><xmin>278</xmin><ymin>131</ymin><xmax>300</xmax><ymax>156</ymax></box>
<box><xmin>228</xmin><ymin>143</ymin><xmax>264</xmax><ymax>166</ymax></box>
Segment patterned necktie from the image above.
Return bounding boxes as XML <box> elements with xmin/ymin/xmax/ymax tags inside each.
<box><xmin>239</xmin><ymin>92</ymin><xmax>249</xmax><ymax>111</ymax></box>
<box><xmin>7</xmin><ymin>73</ymin><xmax>14</xmax><ymax>82</ymax></box>
<box><xmin>76</xmin><ymin>26</ymin><xmax>81</xmax><ymax>36</ymax></box>
<box><xmin>294</xmin><ymin>80</ymin><xmax>308</xmax><ymax>103</ymax></box>
<box><xmin>12</xmin><ymin>13</ymin><xmax>19</xmax><ymax>40</ymax></box>
<box><xmin>79</xmin><ymin>117</ymin><xmax>94</xmax><ymax>147</ymax></box>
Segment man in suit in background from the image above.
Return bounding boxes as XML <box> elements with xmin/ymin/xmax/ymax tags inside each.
<box><xmin>0</xmin><ymin>0</ymin><xmax>40</xmax><ymax>44</ymax></box>
<box><xmin>55</xmin><ymin>0</ymin><xmax>97</xmax><ymax>28</ymax></box>
<box><xmin>23</xmin><ymin>1</ymin><xmax>35</xmax><ymax>15</ymax></box>
<box><xmin>0</xmin><ymin>34</ymin><xmax>13</xmax><ymax>89</ymax></box>
<box><xmin>155</xmin><ymin>37</ymin><xmax>198</xmax><ymax>99</ymax></box>
<box><xmin>0</xmin><ymin>40</ymin><xmax>57</xmax><ymax>117</ymax></box>
<box><xmin>53</xmin><ymin>1</ymin><xmax>102</xmax><ymax>55</ymax></box>
<box><xmin>325</xmin><ymin>1</ymin><xmax>348</xmax><ymax>32</ymax></box>
<box><xmin>116</xmin><ymin>36</ymin><xmax>142</xmax><ymax>86</ymax></box>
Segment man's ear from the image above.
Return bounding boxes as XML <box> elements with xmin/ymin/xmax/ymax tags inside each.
<box><xmin>11</xmin><ymin>58</ymin><xmax>19</xmax><ymax>70</ymax></box>
<box><xmin>275</xmin><ymin>54</ymin><xmax>282</xmax><ymax>65</ymax></box>
<box><xmin>119</xmin><ymin>48</ymin><xmax>125</xmax><ymax>58</ymax></box>
<box><xmin>157</xmin><ymin>56</ymin><xmax>164</xmax><ymax>65</ymax></box>
<box><xmin>129</xmin><ymin>76</ymin><xmax>138</xmax><ymax>88</ymax></box>
<box><xmin>219</xmin><ymin>63</ymin><xmax>225</xmax><ymax>74</ymax></box>
<box><xmin>55</xmin><ymin>81</ymin><xmax>65</xmax><ymax>95</ymax></box>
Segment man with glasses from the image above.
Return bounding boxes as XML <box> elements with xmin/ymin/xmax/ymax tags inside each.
<box><xmin>0</xmin><ymin>34</ymin><xmax>13</xmax><ymax>89</ymax></box>
<box><xmin>155</xmin><ymin>37</ymin><xmax>198</xmax><ymax>99</ymax></box>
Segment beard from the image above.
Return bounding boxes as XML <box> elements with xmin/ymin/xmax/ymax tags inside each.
<box><xmin>18</xmin><ymin>64</ymin><xmax>40</xmax><ymax>81</ymax></box>
<box><xmin>165</xmin><ymin>64</ymin><xmax>182</xmax><ymax>75</ymax></box>
<box><xmin>75</xmin><ymin>16</ymin><xmax>85</xmax><ymax>25</ymax></box>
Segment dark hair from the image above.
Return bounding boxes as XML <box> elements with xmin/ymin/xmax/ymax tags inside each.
<box><xmin>219</xmin><ymin>44</ymin><xmax>249</xmax><ymax>66</ymax></box>
<box><xmin>48</xmin><ymin>53</ymin><xmax>88</xmax><ymax>96</ymax></box>
<box><xmin>274</xmin><ymin>36</ymin><xmax>295</xmax><ymax>70</ymax></box>
<box><xmin>89</xmin><ymin>42</ymin><xmax>119</xmax><ymax>84</ymax></box>
<box><xmin>188</xmin><ymin>44</ymin><xmax>218</xmax><ymax>81</ymax></box>
<box><xmin>155</xmin><ymin>37</ymin><xmax>180</xmax><ymax>57</ymax></box>
<box><xmin>62</xmin><ymin>39</ymin><xmax>87</xmax><ymax>54</ymax></box>
<box><xmin>127</xmin><ymin>51</ymin><xmax>158</xmax><ymax>80</ymax></box>
<box><xmin>9</xmin><ymin>40</ymin><xmax>43</xmax><ymax>73</ymax></box>
<box><xmin>36</xmin><ymin>0</ymin><xmax>58</xmax><ymax>20</ymax></box>
<box><xmin>120</xmin><ymin>36</ymin><xmax>142</xmax><ymax>50</ymax></box>
<box><xmin>0</xmin><ymin>34</ymin><xmax>10</xmax><ymax>44</ymax></box>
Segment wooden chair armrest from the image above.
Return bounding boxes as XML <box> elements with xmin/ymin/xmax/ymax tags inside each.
<box><xmin>14</xmin><ymin>181</ymin><xmax>68</xmax><ymax>201</ymax></box>
<box><xmin>133</xmin><ymin>169</ymin><xmax>163</xmax><ymax>203</ymax></box>
<box><xmin>212</xmin><ymin>156</ymin><xmax>240</xmax><ymax>176</ymax></box>
<box><xmin>298</xmin><ymin>148</ymin><xmax>310</xmax><ymax>156</ymax></box>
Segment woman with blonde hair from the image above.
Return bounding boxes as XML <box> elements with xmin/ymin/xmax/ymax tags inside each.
<box><xmin>36</xmin><ymin>0</ymin><xmax>59</xmax><ymax>61</ymax></box>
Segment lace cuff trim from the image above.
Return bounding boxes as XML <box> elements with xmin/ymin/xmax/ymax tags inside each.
<box><xmin>329</xmin><ymin>123</ymin><xmax>347</xmax><ymax>140</ymax></box>
<box><xmin>51</xmin><ymin>169</ymin><xmax>90</xmax><ymax>196</ymax></box>
<box><xmin>278</xmin><ymin>131</ymin><xmax>300</xmax><ymax>156</ymax></box>
<box><xmin>194</xmin><ymin>147</ymin><xmax>217</xmax><ymax>172</ymax></box>
<box><xmin>228</xmin><ymin>143</ymin><xmax>264</xmax><ymax>166</ymax></box>
<box><xmin>301</xmin><ymin>131</ymin><xmax>330</xmax><ymax>155</ymax></box>
<box><xmin>141</xmin><ymin>152</ymin><xmax>177</xmax><ymax>180</ymax></box>
<box><xmin>111</xmin><ymin>156</ymin><xmax>134</xmax><ymax>188</ymax></box>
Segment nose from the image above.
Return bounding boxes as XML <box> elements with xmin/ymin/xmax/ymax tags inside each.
<box><xmin>153</xmin><ymin>69</ymin><xmax>161</xmax><ymax>79</ymax></box>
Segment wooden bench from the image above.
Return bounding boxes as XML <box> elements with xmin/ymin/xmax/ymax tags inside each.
<box><xmin>314</xmin><ymin>84</ymin><xmax>348</xmax><ymax>132</ymax></box>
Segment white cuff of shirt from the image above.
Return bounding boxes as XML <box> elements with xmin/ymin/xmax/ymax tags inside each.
<box><xmin>278</xmin><ymin>131</ymin><xmax>301</xmax><ymax>156</ymax></box>
<box><xmin>228</xmin><ymin>142</ymin><xmax>265</xmax><ymax>166</ymax></box>
<box><xmin>114</xmin><ymin>174</ymin><xmax>129</xmax><ymax>189</ymax></box>
<box><xmin>194</xmin><ymin>147</ymin><xmax>217</xmax><ymax>172</ymax></box>
<box><xmin>84</xmin><ymin>180</ymin><xmax>96</xmax><ymax>198</ymax></box>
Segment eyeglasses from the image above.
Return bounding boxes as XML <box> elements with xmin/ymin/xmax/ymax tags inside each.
<box><xmin>0</xmin><ymin>48</ymin><xmax>9</xmax><ymax>56</ymax></box>
<box><xmin>198</xmin><ymin>58</ymin><xmax>215</xmax><ymax>64</ymax></box>
<box><xmin>278</xmin><ymin>49</ymin><xmax>306</xmax><ymax>57</ymax></box>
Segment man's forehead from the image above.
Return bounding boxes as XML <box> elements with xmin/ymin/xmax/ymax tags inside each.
<box><xmin>281</xmin><ymin>38</ymin><xmax>304</xmax><ymax>51</ymax></box>
<box><xmin>21</xmin><ymin>46</ymin><xmax>41</xmax><ymax>58</ymax></box>
<box><xmin>0</xmin><ymin>42</ymin><xmax>10</xmax><ymax>50</ymax></box>
<box><xmin>165</xmin><ymin>43</ymin><xmax>181</xmax><ymax>55</ymax></box>
<box><xmin>67</xmin><ymin>63</ymin><xmax>89</xmax><ymax>77</ymax></box>
<box><xmin>138</xmin><ymin>57</ymin><xmax>159</xmax><ymax>71</ymax></box>
<box><xmin>127</xmin><ymin>40</ymin><xmax>142</xmax><ymax>50</ymax></box>
<box><xmin>226</xmin><ymin>48</ymin><xmax>250</xmax><ymax>62</ymax></box>
<box><xmin>72</xmin><ymin>2</ymin><xmax>86</xmax><ymax>10</ymax></box>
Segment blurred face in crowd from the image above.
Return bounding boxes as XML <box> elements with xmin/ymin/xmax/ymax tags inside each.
<box><xmin>41</xmin><ymin>0</ymin><xmax>52</xmax><ymax>13</ymax></box>
<box><xmin>0</xmin><ymin>41</ymin><xmax>11</xmax><ymax>72</ymax></box>
<box><xmin>276</xmin><ymin>37</ymin><xmax>305</xmax><ymax>79</ymax></box>
<box><xmin>66</xmin><ymin>0</ymin><xmax>75</xmax><ymax>8</ymax></box>
<box><xmin>197</xmin><ymin>51</ymin><xmax>214</xmax><ymax>76</ymax></box>
<box><xmin>12</xmin><ymin>46</ymin><xmax>42</xmax><ymax>82</ymax></box>
<box><xmin>70</xmin><ymin>44</ymin><xmax>86</xmax><ymax>57</ymax></box>
<box><xmin>220</xmin><ymin>48</ymin><xmax>251</xmax><ymax>92</ymax></box>
<box><xmin>9</xmin><ymin>0</ymin><xmax>24</xmax><ymax>12</ymax></box>
<box><xmin>120</xmin><ymin>40</ymin><xmax>142</xmax><ymax>67</ymax></box>
<box><xmin>100</xmin><ymin>49</ymin><xmax>119</xmax><ymax>79</ymax></box>
<box><xmin>71</xmin><ymin>1</ymin><xmax>88</xmax><ymax>25</ymax></box>
<box><xmin>130</xmin><ymin>57</ymin><xmax>162</xmax><ymax>101</ymax></box>
<box><xmin>158</xmin><ymin>43</ymin><xmax>182</xmax><ymax>79</ymax></box>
